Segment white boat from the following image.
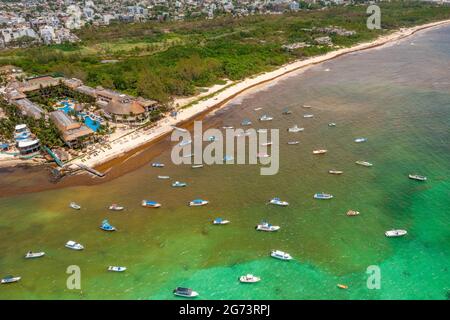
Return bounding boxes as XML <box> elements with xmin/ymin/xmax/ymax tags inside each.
<box><xmin>25</xmin><ymin>251</ymin><xmax>45</xmax><ymax>259</ymax></box>
<box><xmin>313</xmin><ymin>149</ymin><xmax>327</xmax><ymax>154</ymax></box>
<box><xmin>287</xmin><ymin>141</ymin><xmax>300</xmax><ymax>145</ymax></box>
<box><xmin>173</xmin><ymin>287</ymin><xmax>199</xmax><ymax>298</ymax></box>
<box><xmin>179</xmin><ymin>139</ymin><xmax>192</xmax><ymax>147</ymax></box>
<box><xmin>142</xmin><ymin>200</ymin><xmax>161</xmax><ymax>208</ymax></box>
<box><xmin>192</xmin><ymin>164</ymin><xmax>204</xmax><ymax>169</ymax></box>
<box><xmin>302</xmin><ymin>105</ymin><xmax>312</xmax><ymax>109</ymax></box>
<box><xmin>409</xmin><ymin>174</ymin><xmax>427</xmax><ymax>181</ymax></box>
<box><xmin>269</xmin><ymin>197</ymin><xmax>289</xmax><ymax>206</ymax></box>
<box><xmin>314</xmin><ymin>193</ymin><xmax>334</xmax><ymax>200</ymax></box>
<box><xmin>303</xmin><ymin>114</ymin><xmax>314</xmax><ymax>118</ymax></box>
<box><xmin>356</xmin><ymin>161</ymin><xmax>373</xmax><ymax>167</ymax></box>
<box><xmin>239</xmin><ymin>274</ymin><xmax>261</xmax><ymax>283</ymax></box>
<box><xmin>256</xmin><ymin>221</ymin><xmax>280</xmax><ymax>232</ymax></box>
<box><xmin>254</xmin><ymin>107</ymin><xmax>263</xmax><ymax>111</ymax></box>
<box><xmin>151</xmin><ymin>163</ymin><xmax>165</xmax><ymax>168</ymax></box>
<box><xmin>222</xmin><ymin>126</ymin><xmax>234</xmax><ymax>129</ymax></box>
<box><xmin>189</xmin><ymin>199</ymin><xmax>208</xmax><ymax>206</ymax></box>
<box><xmin>109</xmin><ymin>204</ymin><xmax>124</xmax><ymax>211</ymax></box>
<box><xmin>172</xmin><ymin>181</ymin><xmax>187</xmax><ymax>187</ymax></box>
<box><xmin>385</xmin><ymin>229</ymin><xmax>407</xmax><ymax>237</ymax></box>
<box><xmin>69</xmin><ymin>202</ymin><xmax>81</xmax><ymax>210</ymax></box>
<box><xmin>328</xmin><ymin>123</ymin><xmax>336</xmax><ymax>127</ymax></box>
<box><xmin>241</xmin><ymin>119</ymin><xmax>252</xmax><ymax>126</ymax></box>
<box><xmin>213</xmin><ymin>218</ymin><xmax>230</xmax><ymax>225</ymax></box>
<box><xmin>108</xmin><ymin>266</ymin><xmax>127</xmax><ymax>272</ymax></box>
<box><xmin>288</xmin><ymin>125</ymin><xmax>304</xmax><ymax>133</ymax></box>
<box><xmin>1</xmin><ymin>276</ymin><xmax>21</xmax><ymax>284</ymax></box>
<box><xmin>271</xmin><ymin>250</ymin><xmax>292</xmax><ymax>260</ymax></box>
<box><xmin>157</xmin><ymin>175</ymin><xmax>170</xmax><ymax>179</ymax></box>
<box><xmin>346</xmin><ymin>210</ymin><xmax>360</xmax><ymax>216</ymax></box>
<box><xmin>65</xmin><ymin>240</ymin><xmax>84</xmax><ymax>250</ymax></box>
<box><xmin>354</xmin><ymin>137</ymin><xmax>368</xmax><ymax>143</ymax></box>
<box><xmin>259</xmin><ymin>115</ymin><xmax>273</xmax><ymax>121</ymax></box>
<box><xmin>328</xmin><ymin>170</ymin><xmax>343</xmax><ymax>175</ymax></box>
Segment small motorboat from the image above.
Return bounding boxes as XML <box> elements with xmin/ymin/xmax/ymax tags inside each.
<box><xmin>409</xmin><ymin>174</ymin><xmax>427</xmax><ymax>181</ymax></box>
<box><xmin>257</xmin><ymin>129</ymin><xmax>268</xmax><ymax>134</ymax></box>
<box><xmin>213</xmin><ymin>218</ymin><xmax>230</xmax><ymax>225</ymax></box>
<box><xmin>269</xmin><ymin>197</ymin><xmax>289</xmax><ymax>206</ymax></box>
<box><xmin>282</xmin><ymin>108</ymin><xmax>292</xmax><ymax>115</ymax></box>
<box><xmin>172</xmin><ymin>181</ymin><xmax>187</xmax><ymax>187</ymax></box>
<box><xmin>100</xmin><ymin>219</ymin><xmax>116</xmax><ymax>231</ymax></box>
<box><xmin>222</xmin><ymin>126</ymin><xmax>234</xmax><ymax>129</ymax></box>
<box><xmin>346</xmin><ymin>210</ymin><xmax>360</xmax><ymax>216</ymax></box>
<box><xmin>287</xmin><ymin>141</ymin><xmax>300</xmax><ymax>145</ymax></box>
<box><xmin>328</xmin><ymin>170</ymin><xmax>343</xmax><ymax>175</ymax></box>
<box><xmin>257</xmin><ymin>152</ymin><xmax>269</xmax><ymax>158</ymax></box>
<box><xmin>355</xmin><ymin>161</ymin><xmax>373</xmax><ymax>167</ymax></box>
<box><xmin>256</xmin><ymin>221</ymin><xmax>280</xmax><ymax>232</ymax></box>
<box><xmin>337</xmin><ymin>284</ymin><xmax>348</xmax><ymax>289</ymax></box>
<box><xmin>189</xmin><ymin>199</ymin><xmax>208</xmax><ymax>207</ymax></box>
<box><xmin>302</xmin><ymin>105</ymin><xmax>312</xmax><ymax>109</ymax></box>
<box><xmin>173</xmin><ymin>287</ymin><xmax>199</xmax><ymax>298</ymax></box>
<box><xmin>109</xmin><ymin>204</ymin><xmax>124</xmax><ymax>211</ymax></box>
<box><xmin>241</xmin><ymin>119</ymin><xmax>252</xmax><ymax>126</ymax></box>
<box><xmin>191</xmin><ymin>164</ymin><xmax>204</xmax><ymax>169</ymax></box>
<box><xmin>254</xmin><ymin>107</ymin><xmax>263</xmax><ymax>111</ymax></box>
<box><xmin>328</xmin><ymin>123</ymin><xmax>336</xmax><ymax>127</ymax></box>
<box><xmin>270</xmin><ymin>250</ymin><xmax>292</xmax><ymax>260</ymax></box>
<box><xmin>313</xmin><ymin>149</ymin><xmax>327</xmax><ymax>154</ymax></box>
<box><xmin>108</xmin><ymin>266</ymin><xmax>127</xmax><ymax>272</ymax></box>
<box><xmin>288</xmin><ymin>125</ymin><xmax>304</xmax><ymax>133</ymax></box>
<box><xmin>239</xmin><ymin>274</ymin><xmax>261</xmax><ymax>283</ymax></box>
<box><xmin>385</xmin><ymin>229</ymin><xmax>407</xmax><ymax>237</ymax></box>
<box><xmin>178</xmin><ymin>139</ymin><xmax>192</xmax><ymax>147</ymax></box>
<box><xmin>142</xmin><ymin>200</ymin><xmax>161</xmax><ymax>208</ymax></box>
<box><xmin>69</xmin><ymin>202</ymin><xmax>81</xmax><ymax>210</ymax></box>
<box><xmin>1</xmin><ymin>275</ymin><xmax>21</xmax><ymax>284</ymax></box>
<box><xmin>354</xmin><ymin>137</ymin><xmax>368</xmax><ymax>143</ymax></box>
<box><xmin>151</xmin><ymin>163</ymin><xmax>165</xmax><ymax>168</ymax></box>
<box><xmin>259</xmin><ymin>115</ymin><xmax>273</xmax><ymax>121</ymax></box>
<box><xmin>207</xmin><ymin>136</ymin><xmax>217</xmax><ymax>142</ymax></box>
<box><xmin>25</xmin><ymin>251</ymin><xmax>45</xmax><ymax>259</ymax></box>
<box><xmin>303</xmin><ymin>114</ymin><xmax>314</xmax><ymax>118</ymax></box>
<box><xmin>314</xmin><ymin>193</ymin><xmax>334</xmax><ymax>200</ymax></box>
<box><xmin>65</xmin><ymin>240</ymin><xmax>84</xmax><ymax>250</ymax></box>
<box><xmin>157</xmin><ymin>175</ymin><xmax>170</xmax><ymax>179</ymax></box>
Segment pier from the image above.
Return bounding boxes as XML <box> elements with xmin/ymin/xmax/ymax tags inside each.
<box><xmin>76</xmin><ymin>164</ymin><xmax>106</xmax><ymax>177</ymax></box>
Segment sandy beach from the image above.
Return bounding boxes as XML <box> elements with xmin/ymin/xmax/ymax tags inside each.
<box><xmin>10</xmin><ymin>19</ymin><xmax>450</xmax><ymax>171</ymax></box>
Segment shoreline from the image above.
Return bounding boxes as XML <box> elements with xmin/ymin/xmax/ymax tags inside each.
<box><xmin>2</xmin><ymin>18</ymin><xmax>450</xmax><ymax>173</ymax></box>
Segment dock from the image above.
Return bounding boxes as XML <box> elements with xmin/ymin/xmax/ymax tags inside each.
<box><xmin>76</xmin><ymin>164</ymin><xmax>106</xmax><ymax>177</ymax></box>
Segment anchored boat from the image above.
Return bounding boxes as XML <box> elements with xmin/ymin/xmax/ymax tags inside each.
<box><xmin>100</xmin><ymin>219</ymin><xmax>116</xmax><ymax>231</ymax></box>
<box><xmin>409</xmin><ymin>174</ymin><xmax>427</xmax><ymax>181</ymax></box>
<box><xmin>314</xmin><ymin>193</ymin><xmax>334</xmax><ymax>200</ymax></box>
<box><xmin>65</xmin><ymin>240</ymin><xmax>84</xmax><ymax>250</ymax></box>
<box><xmin>108</xmin><ymin>266</ymin><xmax>127</xmax><ymax>272</ymax></box>
<box><xmin>288</xmin><ymin>125</ymin><xmax>304</xmax><ymax>133</ymax></box>
<box><xmin>213</xmin><ymin>218</ymin><xmax>230</xmax><ymax>225</ymax></box>
<box><xmin>355</xmin><ymin>161</ymin><xmax>373</xmax><ymax>167</ymax></box>
<box><xmin>173</xmin><ymin>287</ymin><xmax>199</xmax><ymax>298</ymax></box>
<box><xmin>313</xmin><ymin>149</ymin><xmax>327</xmax><ymax>154</ymax></box>
<box><xmin>239</xmin><ymin>274</ymin><xmax>261</xmax><ymax>283</ymax></box>
<box><xmin>354</xmin><ymin>138</ymin><xmax>368</xmax><ymax>143</ymax></box>
<box><xmin>191</xmin><ymin>164</ymin><xmax>204</xmax><ymax>169</ymax></box>
<box><xmin>385</xmin><ymin>229</ymin><xmax>407</xmax><ymax>237</ymax></box>
<box><xmin>303</xmin><ymin>114</ymin><xmax>314</xmax><ymax>118</ymax></box>
<box><xmin>328</xmin><ymin>170</ymin><xmax>343</xmax><ymax>175</ymax></box>
<box><xmin>269</xmin><ymin>197</ymin><xmax>289</xmax><ymax>206</ymax></box>
<box><xmin>328</xmin><ymin>123</ymin><xmax>336</xmax><ymax>127</ymax></box>
<box><xmin>142</xmin><ymin>200</ymin><xmax>161</xmax><ymax>208</ymax></box>
<box><xmin>157</xmin><ymin>175</ymin><xmax>170</xmax><ymax>180</ymax></box>
<box><xmin>69</xmin><ymin>202</ymin><xmax>81</xmax><ymax>210</ymax></box>
<box><xmin>25</xmin><ymin>251</ymin><xmax>45</xmax><ymax>259</ymax></box>
<box><xmin>241</xmin><ymin>119</ymin><xmax>252</xmax><ymax>126</ymax></box>
<box><xmin>346</xmin><ymin>210</ymin><xmax>360</xmax><ymax>216</ymax></box>
<box><xmin>256</xmin><ymin>221</ymin><xmax>280</xmax><ymax>232</ymax></box>
<box><xmin>151</xmin><ymin>163</ymin><xmax>165</xmax><ymax>168</ymax></box>
<box><xmin>1</xmin><ymin>275</ymin><xmax>21</xmax><ymax>284</ymax></box>
<box><xmin>172</xmin><ymin>181</ymin><xmax>187</xmax><ymax>187</ymax></box>
<box><xmin>271</xmin><ymin>250</ymin><xmax>292</xmax><ymax>260</ymax></box>
<box><xmin>189</xmin><ymin>199</ymin><xmax>208</xmax><ymax>207</ymax></box>
<box><xmin>109</xmin><ymin>204</ymin><xmax>124</xmax><ymax>211</ymax></box>
<box><xmin>259</xmin><ymin>114</ymin><xmax>273</xmax><ymax>121</ymax></box>
<box><xmin>287</xmin><ymin>141</ymin><xmax>300</xmax><ymax>145</ymax></box>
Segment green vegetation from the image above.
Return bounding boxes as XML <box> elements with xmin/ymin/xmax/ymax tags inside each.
<box><xmin>0</xmin><ymin>101</ymin><xmax>63</xmax><ymax>147</ymax></box>
<box><xmin>1</xmin><ymin>1</ymin><xmax>449</xmax><ymax>104</ymax></box>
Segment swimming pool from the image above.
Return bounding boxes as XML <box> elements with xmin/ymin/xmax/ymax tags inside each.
<box><xmin>56</xmin><ymin>100</ymin><xmax>101</xmax><ymax>132</ymax></box>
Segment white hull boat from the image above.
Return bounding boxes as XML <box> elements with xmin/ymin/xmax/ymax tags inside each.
<box><xmin>269</xmin><ymin>198</ymin><xmax>289</xmax><ymax>206</ymax></box>
<box><xmin>239</xmin><ymin>274</ymin><xmax>261</xmax><ymax>283</ymax></box>
<box><xmin>256</xmin><ymin>222</ymin><xmax>280</xmax><ymax>232</ymax></box>
<box><xmin>69</xmin><ymin>202</ymin><xmax>81</xmax><ymax>210</ymax></box>
<box><xmin>356</xmin><ymin>161</ymin><xmax>373</xmax><ymax>167</ymax></box>
<box><xmin>287</xmin><ymin>141</ymin><xmax>300</xmax><ymax>145</ymax></box>
<box><xmin>65</xmin><ymin>240</ymin><xmax>84</xmax><ymax>250</ymax></box>
<box><xmin>385</xmin><ymin>229</ymin><xmax>407</xmax><ymax>237</ymax></box>
<box><xmin>25</xmin><ymin>251</ymin><xmax>45</xmax><ymax>259</ymax></box>
<box><xmin>288</xmin><ymin>125</ymin><xmax>304</xmax><ymax>133</ymax></box>
<box><xmin>108</xmin><ymin>266</ymin><xmax>127</xmax><ymax>272</ymax></box>
<box><xmin>1</xmin><ymin>276</ymin><xmax>21</xmax><ymax>284</ymax></box>
<box><xmin>271</xmin><ymin>250</ymin><xmax>292</xmax><ymax>260</ymax></box>
<box><xmin>409</xmin><ymin>174</ymin><xmax>427</xmax><ymax>181</ymax></box>
<box><xmin>189</xmin><ymin>199</ymin><xmax>208</xmax><ymax>206</ymax></box>
<box><xmin>313</xmin><ymin>149</ymin><xmax>327</xmax><ymax>154</ymax></box>
<box><xmin>173</xmin><ymin>287</ymin><xmax>199</xmax><ymax>298</ymax></box>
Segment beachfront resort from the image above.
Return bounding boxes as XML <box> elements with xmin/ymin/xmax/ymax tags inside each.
<box><xmin>0</xmin><ymin>66</ymin><xmax>162</xmax><ymax>169</ymax></box>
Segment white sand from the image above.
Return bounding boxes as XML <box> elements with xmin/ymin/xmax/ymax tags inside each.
<box><xmin>44</xmin><ymin>19</ymin><xmax>450</xmax><ymax>170</ymax></box>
